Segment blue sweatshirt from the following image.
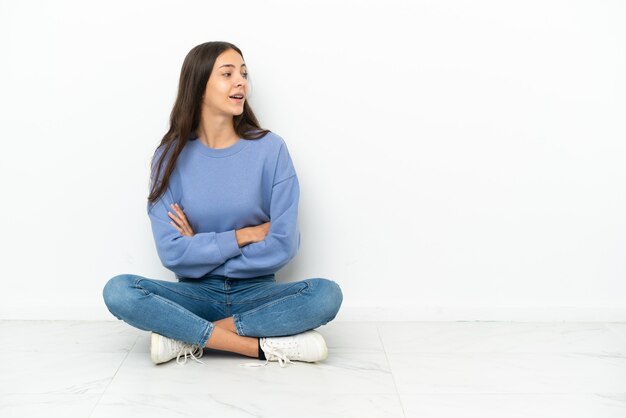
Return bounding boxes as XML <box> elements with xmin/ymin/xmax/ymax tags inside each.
<box><xmin>147</xmin><ymin>131</ymin><xmax>301</xmax><ymax>279</ymax></box>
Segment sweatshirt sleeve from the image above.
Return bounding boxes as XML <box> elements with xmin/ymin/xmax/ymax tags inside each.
<box><xmin>222</xmin><ymin>142</ymin><xmax>301</xmax><ymax>277</ymax></box>
<box><xmin>147</xmin><ymin>146</ymin><xmax>242</xmax><ymax>279</ymax></box>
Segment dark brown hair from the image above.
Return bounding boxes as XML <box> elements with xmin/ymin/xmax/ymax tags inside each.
<box><xmin>148</xmin><ymin>41</ymin><xmax>270</xmax><ymax>204</ymax></box>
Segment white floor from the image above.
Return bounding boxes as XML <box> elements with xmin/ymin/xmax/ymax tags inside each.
<box><xmin>1</xmin><ymin>320</ymin><xmax>625</xmax><ymax>417</ymax></box>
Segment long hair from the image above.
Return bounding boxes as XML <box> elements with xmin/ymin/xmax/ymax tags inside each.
<box><xmin>148</xmin><ymin>41</ymin><xmax>270</xmax><ymax>204</ymax></box>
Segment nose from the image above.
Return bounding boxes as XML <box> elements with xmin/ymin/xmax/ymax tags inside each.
<box><xmin>236</xmin><ymin>75</ymin><xmax>247</xmax><ymax>87</ymax></box>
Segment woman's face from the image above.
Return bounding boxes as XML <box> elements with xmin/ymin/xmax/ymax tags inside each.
<box><xmin>203</xmin><ymin>49</ymin><xmax>249</xmax><ymax>117</ymax></box>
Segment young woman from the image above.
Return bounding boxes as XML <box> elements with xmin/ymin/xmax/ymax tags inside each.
<box><xmin>102</xmin><ymin>41</ymin><xmax>343</xmax><ymax>368</ymax></box>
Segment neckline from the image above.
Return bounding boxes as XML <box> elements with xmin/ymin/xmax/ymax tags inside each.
<box><xmin>188</xmin><ymin>134</ymin><xmax>249</xmax><ymax>158</ymax></box>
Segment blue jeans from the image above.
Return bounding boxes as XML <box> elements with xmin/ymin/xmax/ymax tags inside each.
<box><xmin>102</xmin><ymin>273</ymin><xmax>343</xmax><ymax>347</ymax></box>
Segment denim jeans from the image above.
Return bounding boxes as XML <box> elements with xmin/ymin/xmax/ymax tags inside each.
<box><xmin>102</xmin><ymin>273</ymin><xmax>343</xmax><ymax>347</ymax></box>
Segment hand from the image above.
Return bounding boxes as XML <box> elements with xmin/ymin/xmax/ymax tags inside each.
<box><xmin>236</xmin><ymin>221</ymin><xmax>271</xmax><ymax>246</ymax></box>
<box><xmin>247</xmin><ymin>221</ymin><xmax>271</xmax><ymax>243</ymax></box>
<box><xmin>167</xmin><ymin>203</ymin><xmax>195</xmax><ymax>237</ymax></box>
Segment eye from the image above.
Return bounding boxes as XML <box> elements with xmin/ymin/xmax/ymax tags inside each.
<box><xmin>224</xmin><ymin>72</ymin><xmax>248</xmax><ymax>79</ymax></box>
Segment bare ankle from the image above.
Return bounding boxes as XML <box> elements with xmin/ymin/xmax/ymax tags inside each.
<box><xmin>213</xmin><ymin>317</ymin><xmax>237</xmax><ymax>333</ymax></box>
<box><xmin>205</xmin><ymin>326</ymin><xmax>259</xmax><ymax>358</ymax></box>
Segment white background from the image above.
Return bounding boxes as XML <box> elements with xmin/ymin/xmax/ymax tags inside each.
<box><xmin>1</xmin><ymin>0</ymin><xmax>624</xmax><ymax>321</ymax></box>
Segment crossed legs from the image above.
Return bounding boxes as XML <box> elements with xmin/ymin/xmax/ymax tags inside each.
<box><xmin>103</xmin><ymin>275</ymin><xmax>343</xmax><ymax>360</ymax></box>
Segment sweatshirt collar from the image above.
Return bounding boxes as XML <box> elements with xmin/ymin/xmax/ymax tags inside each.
<box><xmin>188</xmin><ymin>133</ymin><xmax>249</xmax><ymax>158</ymax></box>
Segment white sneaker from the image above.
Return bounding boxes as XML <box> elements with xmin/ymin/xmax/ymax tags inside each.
<box><xmin>150</xmin><ymin>332</ymin><xmax>205</xmax><ymax>365</ymax></box>
<box><xmin>239</xmin><ymin>329</ymin><xmax>329</xmax><ymax>368</ymax></box>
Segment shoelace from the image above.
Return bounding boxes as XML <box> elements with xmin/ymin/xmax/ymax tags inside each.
<box><xmin>238</xmin><ymin>339</ymin><xmax>297</xmax><ymax>368</ymax></box>
<box><xmin>175</xmin><ymin>343</ymin><xmax>205</xmax><ymax>365</ymax></box>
